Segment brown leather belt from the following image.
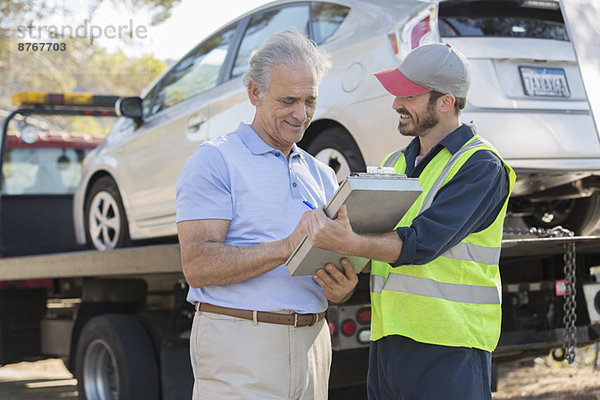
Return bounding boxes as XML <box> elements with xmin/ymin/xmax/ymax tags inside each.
<box><xmin>195</xmin><ymin>302</ymin><xmax>326</xmax><ymax>327</ymax></box>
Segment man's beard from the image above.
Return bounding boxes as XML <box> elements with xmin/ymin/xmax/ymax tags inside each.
<box><xmin>397</xmin><ymin>103</ymin><xmax>439</xmax><ymax>137</ymax></box>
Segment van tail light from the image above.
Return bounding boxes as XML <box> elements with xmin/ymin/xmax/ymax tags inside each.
<box><xmin>387</xmin><ymin>33</ymin><xmax>399</xmax><ymax>55</ymax></box>
<box><xmin>411</xmin><ymin>16</ymin><xmax>432</xmax><ymax>49</ymax></box>
<box><xmin>387</xmin><ymin>5</ymin><xmax>439</xmax><ymax>60</ymax></box>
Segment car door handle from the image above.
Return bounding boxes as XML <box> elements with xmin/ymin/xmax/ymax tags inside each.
<box><xmin>187</xmin><ymin>115</ymin><xmax>207</xmax><ymax>132</ymax></box>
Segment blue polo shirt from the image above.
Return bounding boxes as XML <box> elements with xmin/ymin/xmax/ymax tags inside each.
<box><xmin>176</xmin><ymin>123</ymin><xmax>338</xmax><ymax>313</ymax></box>
<box><xmin>394</xmin><ymin>124</ymin><xmax>510</xmax><ymax>266</ymax></box>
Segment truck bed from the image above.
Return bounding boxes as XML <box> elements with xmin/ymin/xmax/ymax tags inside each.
<box><xmin>1</xmin><ymin>236</ymin><xmax>599</xmax><ymax>281</ymax></box>
<box><xmin>0</xmin><ymin>244</ymin><xmax>182</xmax><ymax>280</ymax></box>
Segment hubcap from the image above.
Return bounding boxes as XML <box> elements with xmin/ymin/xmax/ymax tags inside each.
<box><xmin>88</xmin><ymin>191</ymin><xmax>121</xmax><ymax>250</ymax></box>
<box><xmin>83</xmin><ymin>339</ymin><xmax>119</xmax><ymax>400</ymax></box>
<box><xmin>314</xmin><ymin>148</ymin><xmax>351</xmax><ymax>183</ymax></box>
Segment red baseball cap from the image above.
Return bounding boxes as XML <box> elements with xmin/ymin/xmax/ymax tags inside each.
<box><xmin>374</xmin><ymin>43</ymin><xmax>471</xmax><ymax>98</ymax></box>
<box><xmin>373</xmin><ymin>68</ymin><xmax>431</xmax><ymax>97</ymax></box>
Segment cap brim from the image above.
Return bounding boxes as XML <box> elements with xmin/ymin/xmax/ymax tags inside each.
<box><xmin>374</xmin><ymin>68</ymin><xmax>431</xmax><ymax>97</ymax></box>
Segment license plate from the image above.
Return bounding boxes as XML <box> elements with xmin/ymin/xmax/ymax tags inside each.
<box><xmin>519</xmin><ymin>66</ymin><xmax>571</xmax><ymax>97</ymax></box>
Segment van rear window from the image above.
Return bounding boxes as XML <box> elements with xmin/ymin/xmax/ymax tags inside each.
<box><xmin>439</xmin><ymin>1</ymin><xmax>569</xmax><ymax>41</ymax></box>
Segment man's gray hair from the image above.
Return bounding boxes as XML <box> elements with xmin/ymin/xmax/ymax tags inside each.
<box><xmin>242</xmin><ymin>30</ymin><xmax>331</xmax><ymax>98</ymax></box>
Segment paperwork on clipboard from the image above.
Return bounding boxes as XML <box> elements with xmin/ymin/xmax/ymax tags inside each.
<box><xmin>285</xmin><ymin>169</ymin><xmax>422</xmax><ymax>276</ymax></box>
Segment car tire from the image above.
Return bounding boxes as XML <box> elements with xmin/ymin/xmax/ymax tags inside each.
<box><xmin>85</xmin><ymin>176</ymin><xmax>130</xmax><ymax>250</ymax></box>
<box><xmin>306</xmin><ymin>127</ymin><xmax>366</xmax><ymax>182</ymax></box>
<box><xmin>75</xmin><ymin>314</ymin><xmax>159</xmax><ymax>400</ymax></box>
<box><xmin>523</xmin><ymin>192</ymin><xmax>600</xmax><ymax>235</ymax></box>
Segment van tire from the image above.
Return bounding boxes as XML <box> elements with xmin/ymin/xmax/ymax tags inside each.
<box><xmin>307</xmin><ymin>127</ymin><xmax>366</xmax><ymax>182</ymax></box>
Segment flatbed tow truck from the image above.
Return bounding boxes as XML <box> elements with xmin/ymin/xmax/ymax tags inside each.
<box><xmin>0</xmin><ymin>236</ymin><xmax>599</xmax><ymax>398</ymax></box>
<box><xmin>1</xmin><ymin>92</ymin><xmax>600</xmax><ymax>399</ymax></box>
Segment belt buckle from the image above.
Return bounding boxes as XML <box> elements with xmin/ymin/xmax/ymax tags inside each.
<box><xmin>293</xmin><ymin>313</ymin><xmax>298</xmax><ymax>327</ymax></box>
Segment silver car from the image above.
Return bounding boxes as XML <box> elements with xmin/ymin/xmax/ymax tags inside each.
<box><xmin>74</xmin><ymin>0</ymin><xmax>600</xmax><ymax>251</ymax></box>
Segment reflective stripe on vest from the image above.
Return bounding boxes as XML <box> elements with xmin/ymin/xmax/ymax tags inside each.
<box><xmin>370</xmin><ymin>274</ymin><xmax>385</xmax><ymax>294</ymax></box>
<box><xmin>383</xmin><ymin>149</ymin><xmax>404</xmax><ymax>168</ymax></box>
<box><xmin>371</xmin><ymin>273</ymin><xmax>501</xmax><ymax>305</ymax></box>
<box><xmin>420</xmin><ymin>138</ymin><xmax>485</xmax><ymax>212</ymax></box>
<box><xmin>442</xmin><ymin>241</ymin><xmax>501</xmax><ymax>265</ymax></box>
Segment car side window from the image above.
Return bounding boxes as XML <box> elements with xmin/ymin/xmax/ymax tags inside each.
<box><xmin>231</xmin><ymin>4</ymin><xmax>310</xmax><ymax>78</ymax></box>
<box><xmin>311</xmin><ymin>2</ymin><xmax>350</xmax><ymax>45</ymax></box>
<box><xmin>152</xmin><ymin>24</ymin><xmax>238</xmax><ymax>114</ymax></box>
<box><xmin>142</xmin><ymin>86</ymin><xmax>156</xmax><ymax>118</ymax></box>
<box><xmin>2</xmin><ymin>147</ymin><xmax>89</xmax><ymax>195</ymax></box>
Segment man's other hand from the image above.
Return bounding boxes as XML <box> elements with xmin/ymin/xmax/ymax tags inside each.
<box><xmin>314</xmin><ymin>258</ymin><xmax>358</xmax><ymax>303</ymax></box>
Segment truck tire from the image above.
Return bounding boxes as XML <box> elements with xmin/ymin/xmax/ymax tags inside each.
<box><xmin>523</xmin><ymin>192</ymin><xmax>600</xmax><ymax>235</ymax></box>
<box><xmin>136</xmin><ymin>311</ymin><xmax>169</xmax><ymax>359</ymax></box>
<box><xmin>306</xmin><ymin>127</ymin><xmax>366</xmax><ymax>182</ymax></box>
<box><xmin>85</xmin><ymin>176</ymin><xmax>130</xmax><ymax>250</ymax></box>
<box><xmin>75</xmin><ymin>314</ymin><xmax>159</xmax><ymax>400</ymax></box>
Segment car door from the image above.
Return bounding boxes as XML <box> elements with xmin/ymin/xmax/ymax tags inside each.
<box><xmin>119</xmin><ymin>23</ymin><xmax>239</xmax><ymax>237</ymax></box>
<box><xmin>208</xmin><ymin>3</ymin><xmax>313</xmax><ymax>138</ymax></box>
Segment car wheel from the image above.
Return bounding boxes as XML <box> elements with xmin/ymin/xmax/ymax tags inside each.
<box><xmin>306</xmin><ymin>127</ymin><xmax>366</xmax><ymax>183</ymax></box>
<box><xmin>523</xmin><ymin>192</ymin><xmax>600</xmax><ymax>235</ymax></box>
<box><xmin>85</xmin><ymin>176</ymin><xmax>130</xmax><ymax>251</ymax></box>
<box><xmin>75</xmin><ymin>314</ymin><xmax>159</xmax><ymax>400</ymax></box>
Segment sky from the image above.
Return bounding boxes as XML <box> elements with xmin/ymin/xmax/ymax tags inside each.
<box><xmin>90</xmin><ymin>0</ymin><xmax>273</xmax><ymax>60</ymax></box>
<box><xmin>14</xmin><ymin>0</ymin><xmax>272</xmax><ymax>61</ymax></box>
<box><xmin>147</xmin><ymin>0</ymin><xmax>272</xmax><ymax>60</ymax></box>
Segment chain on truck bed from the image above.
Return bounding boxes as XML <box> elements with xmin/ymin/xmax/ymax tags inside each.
<box><xmin>503</xmin><ymin>226</ymin><xmax>577</xmax><ymax>364</ymax></box>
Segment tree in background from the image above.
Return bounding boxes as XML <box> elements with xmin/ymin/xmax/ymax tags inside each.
<box><xmin>0</xmin><ymin>0</ymin><xmax>178</xmax><ymax>133</ymax></box>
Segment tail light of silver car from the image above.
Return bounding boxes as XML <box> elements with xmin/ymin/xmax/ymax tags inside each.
<box><xmin>387</xmin><ymin>4</ymin><xmax>439</xmax><ymax>60</ymax></box>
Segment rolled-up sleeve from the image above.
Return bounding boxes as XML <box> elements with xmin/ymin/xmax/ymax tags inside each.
<box><xmin>176</xmin><ymin>144</ymin><xmax>233</xmax><ymax>222</ymax></box>
<box><xmin>394</xmin><ymin>150</ymin><xmax>509</xmax><ymax>266</ymax></box>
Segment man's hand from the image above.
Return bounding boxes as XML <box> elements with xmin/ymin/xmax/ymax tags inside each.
<box><xmin>314</xmin><ymin>258</ymin><xmax>358</xmax><ymax>303</ymax></box>
<box><xmin>285</xmin><ymin>211</ymin><xmax>310</xmax><ymax>254</ymax></box>
<box><xmin>304</xmin><ymin>205</ymin><xmax>404</xmax><ymax>264</ymax></box>
<box><xmin>305</xmin><ymin>205</ymin><xmax>356</xmax><ymax>255</ymax></box>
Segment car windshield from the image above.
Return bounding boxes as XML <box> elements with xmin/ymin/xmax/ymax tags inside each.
<box><xmin>439</xmin><ymin>1</ymin><xmax>568</xmax><ymax>41</ymax></box>
<box><xmin>2</xmin><ymin>147</ymin><xmax>89</xmax><ymax>195</ymax></box>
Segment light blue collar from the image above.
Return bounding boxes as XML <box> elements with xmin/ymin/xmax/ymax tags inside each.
<box><xmin>237</xmin><ymin>122</ymin><xmax>303</xmax><ymax>159</ymax></box>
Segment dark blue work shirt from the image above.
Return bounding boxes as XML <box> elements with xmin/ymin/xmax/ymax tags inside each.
<box><xmin>394</xmin><ymin>124</ymin><xmax>510</xmax><ymax>266</ymax></box>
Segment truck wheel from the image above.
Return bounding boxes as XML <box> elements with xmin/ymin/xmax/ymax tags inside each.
<box><xmin>85</xmin><ymin>176</ymin><xmax>130</xmax><ymax>250</ymax></box>
<box><xmin>75</xmin><ymin>314</ymin><xmax>159</xmax><ymax>400</ymax></box>
<box><xmin>306</xmin><ymin>127</ymin><xmax>366</xmax><ymax>183</ymax></box>
<box><xmin>523</xmin><ymin>192</ymin><xmax>600</xmax><ymax>235</ymax></box>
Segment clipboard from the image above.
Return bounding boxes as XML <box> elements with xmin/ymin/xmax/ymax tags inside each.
<box><xmin>285</xmin><ymin>170</ymin><xmax>422</xmax><ymax>276</ymax></box>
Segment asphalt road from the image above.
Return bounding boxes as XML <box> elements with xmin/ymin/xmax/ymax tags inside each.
<box><xmin>2</xmin><ymin>357</ymin><xmax>600</xmax><ymax>399</ymax></box>
<box><xmin>0</xmin><ymin>359</ymin><xmax>77</xmax><ymax>400</ymax></box>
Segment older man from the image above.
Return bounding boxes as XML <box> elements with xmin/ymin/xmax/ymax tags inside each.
<box><xmin>176</xmin><ymin>30</ymin><xmax>357</xmax><ymax>399</ymax></box>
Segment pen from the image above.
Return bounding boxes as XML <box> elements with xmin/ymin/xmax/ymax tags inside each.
<box><xmin>302</xmin><ymin>200</ymin><xmax>316</xmax><ymax>210</ymax></box>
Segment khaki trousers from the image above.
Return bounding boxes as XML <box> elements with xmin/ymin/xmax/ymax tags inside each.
<box><xmin>190</xmin><ymin>310</ymin><xmax>331</xmax><ymax>400</ymax></box>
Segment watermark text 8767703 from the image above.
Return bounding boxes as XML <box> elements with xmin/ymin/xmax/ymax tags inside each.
<box><xmin>17</xmin><ymin>42</ymin><xmax>67</xmax><ymax>52</ymax></box>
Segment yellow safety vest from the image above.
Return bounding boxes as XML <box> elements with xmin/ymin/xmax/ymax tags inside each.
<box><xmin>370</xmin><ymin>135</ymin><xmax>516</xmax><ymax>352</ymax></box>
